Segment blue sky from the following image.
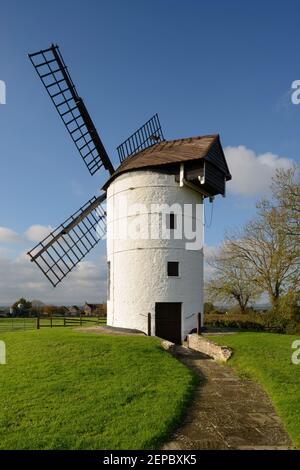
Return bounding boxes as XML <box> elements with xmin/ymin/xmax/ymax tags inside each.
<box><xmin>0</xmin><ymin>0</ymin><xmax>300</xmax><ymax>304</ymax></box>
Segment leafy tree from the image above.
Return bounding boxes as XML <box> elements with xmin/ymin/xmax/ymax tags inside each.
<box><xmin>12</xmin><ymin>297</ymin><xmax>31</xmax><ymax>314</ymax></box>
<box><xmin>30</xmin><ymin>306</ymin><xmax>42</xmax><ymax>317</ymax></box>
<box><xmin>43</xmin><ymin>305</ymin><xmax>59</xmax><ymax>316</ymax></box>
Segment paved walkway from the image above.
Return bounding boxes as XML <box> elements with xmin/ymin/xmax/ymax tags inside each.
<box><xmin>162</xmin><ymin>346</ymin><xmax>292</xmax><ymax>450</ymax></box>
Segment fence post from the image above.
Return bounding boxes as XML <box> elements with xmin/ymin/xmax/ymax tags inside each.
<box><xmin>36</xmin><ymin>315</ymin><xmax>40</xmax><ymax>330</ymax></box>
<box><xmin>80</xmin><ymin>312</ymin><xmax>82</xmax><ymax>326</ymax></box>
<box><xmin>147</xmin><ymin>313</ymin><xmax>151</xmax><ymax>336</ymax></box>
<box><xmin>197</xmin><ymin>312</ymin><xmax>202</xmax><ymax>335</ymax></box>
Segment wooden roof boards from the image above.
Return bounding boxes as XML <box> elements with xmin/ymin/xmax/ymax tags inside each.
<box><xmin>103</xmin><ymin>134</ymin><xmax>231</xmax><ymax>189</ymax></box>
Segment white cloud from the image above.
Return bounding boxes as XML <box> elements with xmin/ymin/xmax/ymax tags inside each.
<box><xmin>0</xmin><ymin>251</ymin><xmax>107</xmax><ymax>305</ymax></box>
<box><xmin>0</xmin><ymin>246</ymin><xmax>11</xmax><ymax>257</ymax></box>
<box><xmin>0</xmin><ymin>227</ymin><xmax>21</xmax><ymax>244</ymax></box>
<box><xmin>25</xmin><ymin>225</ymin><xmax>53</xmax><ymax>243</ymax></box>
<box><xmin>0</xmin><ymin>222</ymin><xmax>107</xmax><ymax>304</ymax></box>
<box><xmin>224</xmin><ymin>145</ymin><xmax>294</xmax><ymax>196</ymax></box>
<box><xmin>0</xmin><ymin>224</ymin><xmax>55</xmax><ymax>246</ymax></box>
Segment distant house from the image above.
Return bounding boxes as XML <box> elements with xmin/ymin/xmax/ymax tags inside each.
<box><xmin>67</xmin><ymin>305</ymin><xmax>81</xmax><ymax>316</ymax></box>
<box><xmin>83</xmin><ymin>302</ymin><xmax>107</xmax><ymax>317</ymax></box>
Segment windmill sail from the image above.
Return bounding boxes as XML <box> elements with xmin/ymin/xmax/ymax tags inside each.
<box><xmin>117</xmin><ymin>113</ymin><xmax>164</xmax><ymax>164</ymax></box>
<box><xmin>28</xmin><ymin>44</ymin><xmax>114</xmax><ymax>176</ymax></box>
<box><xmin>27</xmin><ymin>194</ymin><xmax>107</xmax><ymax>287</ymax></box>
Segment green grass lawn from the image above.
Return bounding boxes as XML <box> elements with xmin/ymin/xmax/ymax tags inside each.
<box><xmin>210</xmin><ymin>332</ymin><xmax>300</xmax><ymax>449</ymax></box>
<box><xmin>0</xmin><ymin>328</ymin><xmax>195</xmax><ymax>450</ymax></box>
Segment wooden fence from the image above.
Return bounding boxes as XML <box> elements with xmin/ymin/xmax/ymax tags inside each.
<box><xmin>36</xmin><ymin>315</ymin><xmax>105</xmax><ymax>329</ymax></box>
<box><xmin>0</xmin><ymin>315</ymin><xmax>106</xmax><ymax>333</ymax></box>
<box><xmin>0</xmin><ymin>317</ymin><xmax>36</xmax><ymax>332</ymax></box>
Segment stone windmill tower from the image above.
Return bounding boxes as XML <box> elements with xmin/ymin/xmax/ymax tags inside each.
<box><xmin>27</xmin><ymin>44</ymin><xmax>231</xmax><ymax>343</ymax></box>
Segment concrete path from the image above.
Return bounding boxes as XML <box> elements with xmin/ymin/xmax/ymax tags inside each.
<box><xmin>162</xmin><ymin>346</ymin><xmax>292</xmax><ymax>450</ymax></box>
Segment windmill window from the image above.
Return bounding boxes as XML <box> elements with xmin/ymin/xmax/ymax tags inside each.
<box><xmin>167</xmin><ymin>261</ymin><xmax>179</xmax><ymax>277</ymax></box>
<box><xmin>166</xmin><ymin>213</ymin><xmax>176</xmax><ymax>230</ymax></box>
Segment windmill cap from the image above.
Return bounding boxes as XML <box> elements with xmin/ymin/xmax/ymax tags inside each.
<box><xmin>103</xmin><ymin>134</ymin><xmax>231</xmax><ymax>190</ymax></box>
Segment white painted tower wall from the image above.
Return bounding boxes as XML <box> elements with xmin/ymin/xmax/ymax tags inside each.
<box><xmin>106</xmin><ymin>170</ymin><xmax>204</xmax><ymax>341</ymax></box>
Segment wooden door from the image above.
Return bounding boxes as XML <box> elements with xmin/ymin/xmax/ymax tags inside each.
<box><xmin>155</xmin><ymin>302</ymin><xmax>182</xmax><ymax>344</ymax></box>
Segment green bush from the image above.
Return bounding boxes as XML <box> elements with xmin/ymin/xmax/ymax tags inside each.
<box><xmin>264</xmin><ymin>291</ymin><xmax>300</xmax><ymax>334</ymax></box>
<box><xmin>204</xmin><ymin>291</ymin><xmax>300</xmax><ymax>334</ymax></box>
<box><xmin>263</xmin><ymin>311</ymin><xmax>289</xmax><ymax>333</ymax></box>
<box><xmin>285</xmin><ymin>320</ymin><xmax>300</xmax><ymax>335</ymax></box>
<box><xmin>204</xmin><ymin>309</ymin><xmax>300</xmax><ymax>334</ymax></box>
<box><xmin>210</xmin><ymin>309</ymin><xmax>224</xmax><ymax>315</ymax></box>
<box><xmin>204</xmin><ymin>302</ymin><xmax>215</xmax><ymax>315</ymax></box>
<box><xmin>203</xmin><ymin>302</ymin><xmax>224</xmax><ymax>315</ymax></box>
<box><xmin>272</xmin><ymin>291</ymin><xmax>300</xmax><ymax>318</ymax></box>
<box><xmin>204</xmin><ymin>312</ymin><xmax>265</xmax><ymax>331</ymax></box>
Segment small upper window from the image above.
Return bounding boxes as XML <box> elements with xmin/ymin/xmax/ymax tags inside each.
<box><xmin>166</xmin><ymin>213</ymin><xmax>176</xmax><ymax>230</ymax></box>
<box><xmin>167</xmin><ymin>261</ymin><xmax>179</xmax><ymax>277</ymax></box>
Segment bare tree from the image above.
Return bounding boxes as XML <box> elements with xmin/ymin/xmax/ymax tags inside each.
<box><xmin>206</xmin><ymin>165</ymin><xmax>299</xmax><ymax>311</ymax></box>
<box><xmin>271</xmin><ymin>165</ymin><xmax>300</xmax><ymax>240</ymax></box>
<box><xmin>229</xmin><ymin>200</ymin><xmax>299</xmax><ymax>307</ymax></box>
<box><xmin>206</xmin><ymin>243</ymin><xmax>261</xmax><ymax>312</ymax></box>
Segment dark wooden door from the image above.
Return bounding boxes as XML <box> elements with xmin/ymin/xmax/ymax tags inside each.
<box><xmin>155</xmin><ymin>302</ymin><xmax>182</xmax><ymax>344</ymax></box>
